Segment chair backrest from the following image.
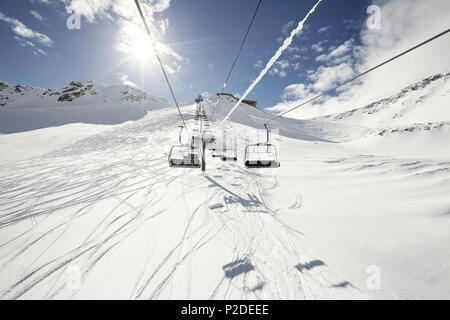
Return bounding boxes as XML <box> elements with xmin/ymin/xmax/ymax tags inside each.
<box><xmin>245</xmin><ymin>144</ymin><xmax>278</xmax><ymax>161</ymax></box>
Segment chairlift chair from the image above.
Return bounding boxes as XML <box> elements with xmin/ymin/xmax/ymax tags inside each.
<box><xmin>244</xmin><ymin>124</ymin><xmax>280</xmax><ymax>168</ymax></box>
<box><xmin>195</xmin><ymin>95</ymin><xmax>203</xmax><ymax>104</ymax></box>
<box><xmin>168</xmin><ymin>126</ymin><xmax>201</xmax><ymax>168</ymax></box>
<box><xmin>169</xmin><ymin>146</ymin><xmax>201</xmax><ymax>168</ymax></box>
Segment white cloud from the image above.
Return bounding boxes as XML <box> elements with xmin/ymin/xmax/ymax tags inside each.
<box><xmin>117</xmin><ymin>73</ymin><xmax>137</xmax><ymax>87</ymax></box>
<box><xmin>269</xmin><ymin>0</ymin><xmax>450</xmax><ymax>119</ymax></box>
<box><xmin>208</xmin><ymin>62</ymin><xmax>214</xmax><ymax>70</ymax></box>
<box><xmin>0</xmin><ymin>11</ymin><xmax>53</xmax><ymax>46</ymax></box>
<box><xmin>308</xmin><ymin>63</ymin><xmax>355</xmax><ymax>92</ymax></box>
<box><xmin>269</xmin><ymin>60</ymin><xmax>291</xmax><ymax>77</ymax></box>
<box><xmin>342</xmin><ymin>18</ymin><xmax>360</xmax><ymax>30</ymax></box>
<box><xmin>164</xmin><ymin>64</ymin><xmax>181</xmax><ymax>74</ymax></box>
<box><xmin>315</xmin><ymin>54</ymin><xmax>326</xmax><ymax>62</ymax></box>
<box><xmin>277</xmin><ymin>60</ymin><xmax>289</xmax><ymax>69</ymax></box>
<box><xmin>291</xmin><ymin>62</ymin><xmax>301</xmax><ymax>71</ymax></box>
<box><xmin>13</xmin><ymin>35</ymin><xmax>47</xmax><ymax>55</ymax></box>
<box><xmin>30</xmin><ymin>10</ymin><xmax>44</xmax><ymax>22</ymax></box>
<box><xmin>65</xmin><ymin>0</ymin><xmax>171</xmax><ymax>24</ymax></box>
<box><xmin>315</xmin><ymin>39</ymin><xmax>353</xmax><ymax>63</ymax></box>
<box><xmin>254</xmin><ymin>60</ymin><xmax>263</xmax><ymax>69</ymax></box>
<box><xmin>159</xmin><ymin>18</ymin><xmax>169</xmax><ymax>34</ymax></box>
<box><xmin>30</xmin><ymin>0</ymin><xmax>50</xmax><ymax>5</ymax></box>
<box><xmin>282</xmin><ymin>20</ymin><xmax>310</xmax><ymax>38</ymax></box>
<box><xmin>34</xmin><ymin>48</ymin><xmax>46</xmax><ymax>56</ymax></box>
<box><xmin>14</xmin><ymin>36</ymin><xmax>34</xmax><ymax>48</ymax></box>
<box><xmin>283</xmin><ymin>83</ymin><xmax>312</xmax><ymax>100</ymax></box>
<box><xmin>282</xmin><ymin>20</ymin><xmax>295</xmax><ymax>35</ymax></box>
<box><xmin>311</xmin><ymin>43</ymin><xmax>323</xmax><ymax>53</ymax></box>
<box><xmin>0</xmin><ymin>10</ymin><xmax>52</xmax><ymax>55</ymax></box>
<box><xmin>64</xmin><ymin>0</ymin><xmax>185</xmax><ymax>72</ymax></box>
<box><xmin>287</xmin><ymin>46</ymin><xmax>308</xmax><ymax>54</ymax></box>
<box><xmin>311</xmin><ymin>40</ymin><xmax>329</xmax><ymax>54</ymax></box>
<box><xmin>318</xmin><ymin>26</ymin><xmax>330</xmax><ymax>34</ymax></box>
<box><xmin>328</xmin><ymin>39</ymin><xmax>353</xmax><ymax>58</ymax></box>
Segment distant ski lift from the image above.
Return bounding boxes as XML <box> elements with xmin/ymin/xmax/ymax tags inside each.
<box><xmin>195</xmin><ymin>95</ymin><xmax>203</xmax><ymax>103</ymax></box>
<box><xmin>202</xmin><ymin>130</ymin><xmax>215</xmax><ymax>143</ymax></box>
<box><xmin>168</xmin><ymin>126</ymin><xmax>201</xmax><ymax>168</ymax></box>
<box><xmin>244</xmin><ymin>124</ymin><xmax>280</xmax><ymax>168</ymax></box>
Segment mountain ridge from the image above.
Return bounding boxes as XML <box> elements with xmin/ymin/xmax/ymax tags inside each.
<box><xmin>312</xmin><ymin>71</ymin><xmax>450</xmax><ymax>128</ymax></box>
<box><xmin>0</xmin><ymin>80</ymin><xmax>171</xmax><ymax>133</ymax></box>
<box><xmin>0</xmin><ymin>80</ymin><xmax>168</xmax><ymax>108</ymax></box>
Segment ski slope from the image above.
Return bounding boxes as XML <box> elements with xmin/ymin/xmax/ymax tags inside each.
<box><xmin>0</xmin><ymin>83</ymin><xmax>449</xmax><ymax>299</ymax></box>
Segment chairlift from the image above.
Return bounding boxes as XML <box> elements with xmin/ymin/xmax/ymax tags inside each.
<box><xmin>195</xmin><ymin>95</ymin><xmax>203</xmax><ymax>103</ymax></box>
<box><xmin>168</xmin><ymin>126</ymin><xmax>201</xmax><ymax>168</ymax></box>
<box><xmin>202</xmin><ymin>130</ymin><xmax>216</xmax><ymax>143</ymax></box>
<box><xmin>244</xmin><ymin>124</ymin><xmax>280</xmax><ymax>168</ymax></box>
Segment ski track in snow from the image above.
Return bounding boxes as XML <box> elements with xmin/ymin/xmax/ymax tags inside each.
<box><xmin>1</xmin><ymin>100</ymin><xmax>448</xmax><ymax>300</ymax></box>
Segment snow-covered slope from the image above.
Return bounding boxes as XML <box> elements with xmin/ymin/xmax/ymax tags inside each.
<box><xmin>311</xmin><ymin>72</ymin><xmax>450</xmax><ymax>159</ymax></box>
<box><xmin>0</xmin><ymin>81</ymin><xmax>170</xmax><ymax>133</ymax></box>
<box><xmin>0</xmin><ymin>75</ymin><xmax>449</xmax><ymax>300</ymax></box>
<box><xmin>314</xmin><ymin>72</ymin><xmax>450</xmax><ymax>128</ymax></box>
<box><xmin>210</xmin><ymin>94</ymin><xmax>370</xmax><ymax>143</ymax></box>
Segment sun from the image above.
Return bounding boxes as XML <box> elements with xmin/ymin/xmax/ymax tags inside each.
<box><xmin>130</xmin><ymin>30</ymin><xmax>155</xmax><ymax>64</ymax></box>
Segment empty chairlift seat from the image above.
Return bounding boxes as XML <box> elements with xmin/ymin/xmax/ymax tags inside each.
<box><xmin>244</xmin><ymin>124</ymin><xmax>280</xmax><ymax>168</ymax></box>
<box><xmin>168</xmin><ymin>125</ymin><xmax>201</xmax><ymax>169</ymax></box>
<box><xmin>244</xmin><ymin>144</ymin><xmax>280</xmax><ymax>168</ymax></box>
<box><xmin>168</xmin><ymin>145</ymin><xmax>201</xmax><ymax>168</ymax></box>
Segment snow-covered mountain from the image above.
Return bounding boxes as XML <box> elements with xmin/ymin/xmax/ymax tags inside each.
<box><xmin>314</xmin><ymin>72</ymin><xmax>450</xmax><ymax>128</ymax></box>
<box><xmin>0</xmin><ymin>80</ymin><xmax>168</xmax><ymax>108</ymax></box>
<box><xmin>310</xmin><ymin>72</ymin><xmax>450</xmax><ymax>159</ymax></box>
<box><xmin>0</xmin><ymin>80</ymin><xmax>170</xmax><ymax>133</ymax></box>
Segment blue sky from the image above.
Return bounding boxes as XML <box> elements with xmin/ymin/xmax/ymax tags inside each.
<box><xmin>0</xmin><ymin>0</ymin><xmax>399</xmax><ymax>109</ymax></box>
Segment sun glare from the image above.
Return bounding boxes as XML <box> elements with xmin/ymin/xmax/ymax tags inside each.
<box><xmin>131</xmin><ymin>31</ymin><xmax>155</xmax><ymax>64</ymax></box>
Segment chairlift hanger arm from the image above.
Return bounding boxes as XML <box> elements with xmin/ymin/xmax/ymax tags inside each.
<box><xmin>209</xmin><ymin>0</ymin><xmax>263</xmax><ymax>122</ymax></box>
<box><xmin>134</xmin><ymin>0</ymin><xmax>189</xmax><ymax>132</ymax></box>
<box><xmin>220</xmin><ymin>0</ymin><xmax>263</xmax><ymax>95</ymax></box>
